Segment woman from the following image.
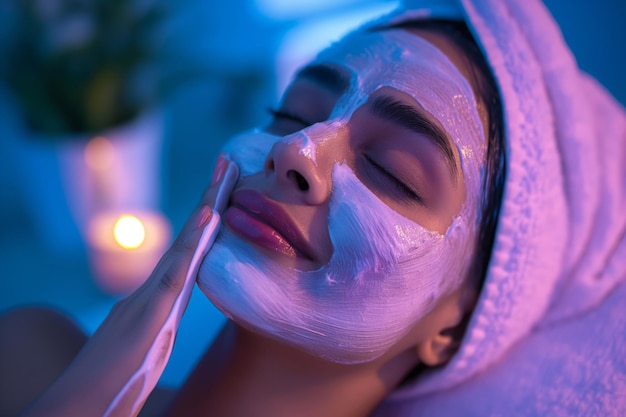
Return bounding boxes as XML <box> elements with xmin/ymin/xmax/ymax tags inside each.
<box><xmin>2</xmin><ymin>16</ymin><xmax>502</xmax><ymax>416</ymax></box>
<box><xmin>167</xmin><ymin>18</ymin><xmax>504</xmax><ymax>417</ymax></box>
<box><xmin>2</xmin><ymin>0</ymin><xmax>625</xmax><ymax>416</ymax></box>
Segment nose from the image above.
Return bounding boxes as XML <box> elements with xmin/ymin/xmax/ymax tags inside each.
<box><xmin>264</xmin><ymin>130</ymin><xmax>331</xmax><ymax>205</ymax></box>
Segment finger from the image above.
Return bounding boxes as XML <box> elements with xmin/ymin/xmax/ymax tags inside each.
<box><xmin>104</xmin><ymin>216</ymin><xmax>219</xmax><ymax>416</ymax></box>
<box><xmin>153</xmin><ymin>208</ymin><xmax>216</xmax><ymax>295</ymax></box>
<box><xmin>148</xmin><ymin>154</ymin><xmax>239</xmax><ymax>296</ymax></box>
<box><xmin>209</xmin><ymin>152</ymin><xmax>239</xmax><ymax>213</ymax></box>
<box><xmin>192</xmin><ymin>152</ymin><xmax>239</xmax><ymax>228</ymax></box>
<box><xmin>103</xmin><ymin>156</ymin><xmax>239</xmax><ymax>417</ymax></box>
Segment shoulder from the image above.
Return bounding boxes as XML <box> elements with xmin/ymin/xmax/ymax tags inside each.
<box><xmin>375</xmin><ymin>280</ymin><xmax>626</xmax><ymax>416</ymax></box>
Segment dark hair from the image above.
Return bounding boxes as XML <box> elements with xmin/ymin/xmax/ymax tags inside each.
<box><xmin>382</xmin><ymin>19</ymin><xmax>506</xmax><ymax>291</ymax></box>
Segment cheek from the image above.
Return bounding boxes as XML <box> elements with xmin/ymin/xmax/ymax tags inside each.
<box><xmin>321</xmin><ymin>164</ymin><xmax>471</xmax><ymax>310</ymax></box>
<box><xmin>220</xmin><ymin>129</ymin><xmax>280</xmax><ymax>176</ymax></box>
<box><xmin>197</xmin><ymin>160</ymin><xmax>476</xmax><ymax>364</ymax></box>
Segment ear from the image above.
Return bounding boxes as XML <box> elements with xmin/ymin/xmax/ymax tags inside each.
<box><xmin>415</xmin><ymin>286</ymin><xmax>477</xmax><ymax>367</ymax></box>
<box><xmin>416</xmin><ymin>315</ymin><xmax>468</xmax><ymax>366</ymax></box>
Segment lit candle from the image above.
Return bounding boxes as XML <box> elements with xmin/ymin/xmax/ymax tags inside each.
<box><xmin>87</xmin><ymin>210</ymin><xmax>172</xmax><ymax>295</ymax></box>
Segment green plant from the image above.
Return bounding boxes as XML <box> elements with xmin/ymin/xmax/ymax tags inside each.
<box><xmin>5</xmin><ymin>0</ymin><xmax>166</xmax><ymax>136</ymax></box>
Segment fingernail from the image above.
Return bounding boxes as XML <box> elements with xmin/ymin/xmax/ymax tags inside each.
<box><xmin>195</xmin><ymin>205</ymin><xmax>212</xmax><ymax>229</ymax></box>
<box><xmin>211</xmin><ymin>153</ymin><xmax>230</xmax><ymax>185</ymax></box>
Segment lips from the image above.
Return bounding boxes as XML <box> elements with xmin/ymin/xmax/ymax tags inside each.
<box><xmin>224</xmin><ymin>189</ymin><xmax>317</xmax><ymax>261</ymax></box>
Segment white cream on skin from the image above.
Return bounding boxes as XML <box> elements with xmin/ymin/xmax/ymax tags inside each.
<box><xmin>199</xmin><ymin>29</ymin><xmax>485</xmax><ymax>363</ymax></box>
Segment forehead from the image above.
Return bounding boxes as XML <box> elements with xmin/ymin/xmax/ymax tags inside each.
<box><xmin>301</xmin><ymin>28</ymin><xmax>487</xmax><ymax>222</ymax></box>
<box><xmin>312</xmin><ymin>29</ymin><xmax>476</xmax><ymax>110</ymax></box>
<box><xmin>311</xmin><ymin>28</ymin><xmax>485</xmax><ymax>184</ymax></box>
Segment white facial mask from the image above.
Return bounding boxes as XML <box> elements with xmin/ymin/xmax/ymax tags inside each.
<box><xmin>198</xmin><ymin>29</ymin><xmax>485</xmax><ymax>363</ymax></box>
<box><xmin>316</xmin><ymin>28</ymin><xmax>485</xmax><ymax>213</ymax></box>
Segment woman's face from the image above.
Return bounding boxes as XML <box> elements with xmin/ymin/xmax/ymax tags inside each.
<box><xmin>198</xmin><ymin>28</ymin><xmax>486</xmax><ymax>364</ymax></box>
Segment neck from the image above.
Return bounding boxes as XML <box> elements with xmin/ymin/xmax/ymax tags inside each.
<box><xmin>167</xmin><ymin>320</ymin><xmax>418</xmax><ymax>417</ymax></box>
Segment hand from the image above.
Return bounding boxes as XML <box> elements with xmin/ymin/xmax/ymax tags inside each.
<box><xmin>23</xmin><ymin>153</ymin><xmax>239</xmax><ymax>417</ymax></box>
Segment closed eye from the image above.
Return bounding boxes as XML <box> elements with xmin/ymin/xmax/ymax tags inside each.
<box><xmin>364</xmin><ymin>154</ymin><xmax>425</xmax><ymax>205</ymax></box>
<box><xmin>267</xmin><ymin>108</ymin><xmax>313</xmax><ymax>128</ymax></box>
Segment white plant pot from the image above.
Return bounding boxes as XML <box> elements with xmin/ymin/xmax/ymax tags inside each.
<box><xmin>13</xmin><ymin>109</ymin><xmax>167</xmax><ymax>256</ymax></box>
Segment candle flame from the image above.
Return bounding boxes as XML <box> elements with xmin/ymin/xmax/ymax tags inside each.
<box><xmin>113</xmin><ymin>215</ymin><xmax>146</xmax><ymax>249</ymax></box>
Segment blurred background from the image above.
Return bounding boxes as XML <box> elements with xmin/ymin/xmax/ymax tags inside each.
<box><xmin>0</xmin><ymin>0</ymin><xmax>624</xmax><ymax>388</ymax></box>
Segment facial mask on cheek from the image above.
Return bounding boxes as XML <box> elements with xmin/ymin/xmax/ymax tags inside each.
<box><xmin>220</xmin><ymin>129</ymin><xmax>281</xmax><ymax>176</ymax></box>
<box><xmin>198</xmin><ymin>162</ymin><xmax>473</xmax><ymax>364</ymax></box>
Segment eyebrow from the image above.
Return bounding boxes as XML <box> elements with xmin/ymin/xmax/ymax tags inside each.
<box><xmin>296</xmin><ymin>64</ymin><xmax>350</xmax><ymax>95</ymax></box>
<box><xmin>370</xmin><ymin>95</ymin><xmax>458</xmax><ymax>180</ymax></box>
